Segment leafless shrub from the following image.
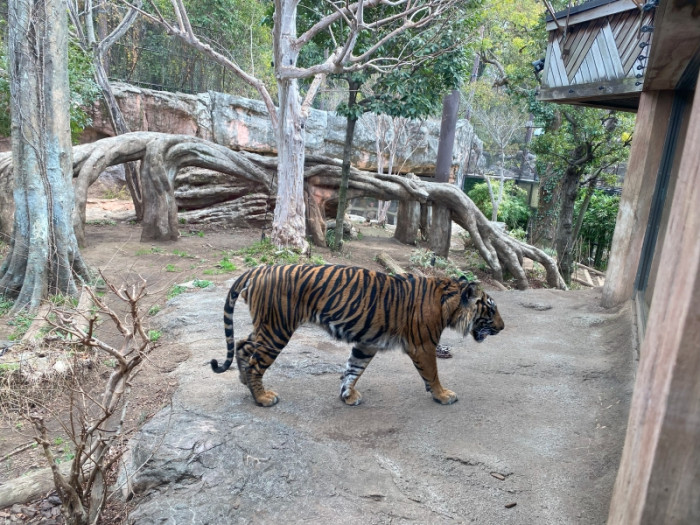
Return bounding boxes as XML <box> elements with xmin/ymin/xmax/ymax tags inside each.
<box><xmin>0</xmin><ymin>274</ymin><xmax>158</xmax><ymax>525</ymax></box>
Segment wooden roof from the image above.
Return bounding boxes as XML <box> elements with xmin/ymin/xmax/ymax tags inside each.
<box><xmin>539</xmin><ymin>0</ymin><xmax>652</xmax><ymax>111</ymax></box>
<box><xmin>539</xmin><ymin>1</ymin><xmax>700</xmax><ymax>111</ymax></box>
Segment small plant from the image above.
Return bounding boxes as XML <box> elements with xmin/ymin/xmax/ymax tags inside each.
<box><xmin>408</xmin><ymin>249</ymin><xmax>475</xmax><ymax>280</ymax></box>
<box><xmin>148</xmin><ymin>304</ymin><xmax>161</xmax><ymax>316</ymax></box>
<box><xmin>218</xmin><ymin>257</ymin><xmax>237</xmax><ymax>272</ymax></box>
<box><xmin>136</xmin><ymin>246</ymin><xmax>165</xmax><ymax>256</ymax></box>
<box><xmin>235</xmin><ymin>239</ymin><xmax>301</xmax><ymax>266</ymax></box>
<box><xmin>172</xmin><ymin>249</ymin><xmax>193</xmax><ymax>258</ymax></box>
<box><xmin>102</xmin><ymin>186</ymin><xmax>130</xmax><ymax>200</ymax></box>
<box><xmin>165</xmin><ymin>264</ymin><xmax>179</xmax><ymax>273</ymax></box>
<box><xmin>179</xmin><ymin>217</ymin><xmax>187</xmax><ymax>224</ymax></box>
<box><xmin>192</xmin><ymin>279</ymin><xmax>212</xmax><ymax>289</ymax></box>
<box><xmin>8</xmin><ymin>313</ymin><xmax>33</xmax><ymax>341</ymax></box>
<box><xmin>86</xmin><ymin>219</ymin><xmax>117</xmax><ymax>226</ymax></box>
<box><xmin>0</xmin><ymin>296</ymin><xmax>13</xmax><ymax>317</ymax></box>
<box><xmin>508</xmin><ymin>227</ymin><xmax>527</xmax><ymax>241</ymax></box>
<box><xmin>148</xmin><ymin>330</ymin><xmax>162</xmax><ymax>342</ymax></box>
<box><xmin>309</xmin><ymin>255</ymin><xmax>326</xmax><ymax>265</ymax></box>
<box><xmin>167</xmin><ymin>285</ymin><xmax>187</xmax><ymax>300</ymax></box>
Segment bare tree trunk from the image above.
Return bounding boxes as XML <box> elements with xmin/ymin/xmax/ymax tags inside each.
<box><xmin>332</xmin><ymin>79</ymin><xmax>360</xmax><ymax>251</ymax></box>
<box><xmin>430</xmin><ymin>89</ymin><xmax>460</xmax><ymax>257</ymax></box>
<box><xmin>0</xmin><ymin>0</ymin><xmax>90</xmax><ymax>313</ymax></box>
<box><xmin>555</xmin><ymin>166</ymin><xmax>581</xmax><ymax>285</ymax></box>
<box><xmin>68</xmin><ymin>0</ymin><xmax>144</xmax><ymax>225</ymax></box>
<box><xmin>271</xmin><ymin>2</ymin><xmax>308</xmax><ymax>252</ymax></box>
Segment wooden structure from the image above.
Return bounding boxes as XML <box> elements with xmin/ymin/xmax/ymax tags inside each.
<box><xmin>540</xmin><ymin>0</ymin><xmax>655</xmax><ymax>110</ymax></box>
<box><xmin>539</xmin><ymin>1</ymin><xmax>700</xmax><ymax>523</ymax></box>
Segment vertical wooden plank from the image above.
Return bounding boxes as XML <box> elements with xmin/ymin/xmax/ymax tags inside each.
<box><xmin>589</xmin><ymin>37</ymin><xmax>607</xmax><ymax>80</ymax></box>
<box><xmin>550</xmin><ymin>38</ymin><xmax>568</xmax><ymax>87</ymax></box>
<box><xmin>568</xmin><ymin>18</ymin><xmax>605</xmax><ymax>82</ymax></box>
<box><xmin>607</xmin><ymin>83</ymin><xmax>700</xmax><ymax>525</ymax></box>
<box><xmin>601</xmin><ymin>22</ymin><xmax>625</xmax><ymax>78</ymax></box>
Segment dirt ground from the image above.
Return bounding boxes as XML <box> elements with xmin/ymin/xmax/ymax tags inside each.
<box><xmin>0</xmin><ymin>201</ymin><xmax>637</xmax><ymax>524</ymax></box>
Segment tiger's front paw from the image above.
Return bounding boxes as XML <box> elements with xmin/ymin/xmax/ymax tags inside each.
<box><xmin>341</xmin><ymin>387</ymin><xmax>363</xmax><ymax>406</ymax></box>
<box><xmin>432</xmin><ymin>389</ymin><xmax>458</xmax><ymax>405</ymax></box>
<box><xmin>255</xmin><ymin>390</ymin><xmax>279</xmax><ymax>407</ymax></box>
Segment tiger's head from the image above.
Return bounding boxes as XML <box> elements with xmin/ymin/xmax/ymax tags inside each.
<box><xmin>450</xmin><ymin>279</ymin><xmax>504</xmax><ymax>343</ymax></box>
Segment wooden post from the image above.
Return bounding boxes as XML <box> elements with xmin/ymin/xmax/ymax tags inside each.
<box><xmin>607</xmin><ymin>82</ymin><xmax>700</xmax><ymax>524</ymax></box>
<box><xmin>602</xmin><ymin>91</ymin><xmax>674</xmax><ymax>307</ymax></box>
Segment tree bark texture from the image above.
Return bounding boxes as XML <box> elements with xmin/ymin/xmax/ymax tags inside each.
<box><xmin>430</xmin><ymin>89</ymin><xmax>460</xmax><ymax>257</ymax></box>
<box><xmin>305</xmin><ymin>157</ymin><xmax>566</xmax><ymax>290</ymax></box>
<box><xmin>394</xmin><ymin>173</ymin><xmax>421</xmax><ymax>245</ymax></box>
<box><xmin>333</xmin><ymin>79</ymin><xmax>360</xmax><ymax>251</ymax></box>
<box><xmin>271</xmin><ymin>0</ymin><xmax>308</xmax><ymax>253</ymax></box>
<box><xmin>555</xmin><ymin>166</ymin><xmax>582</xmax><ymax>285</ymax></box>
<box><xmin>0</xmin><ymin>133</ymin><xmax>566</xmax><ymax>290</ymax></box>
<box><xmin>0</xmin><ymin>0</ymin><xmax>90</xmax><ymax>311</ymax></box>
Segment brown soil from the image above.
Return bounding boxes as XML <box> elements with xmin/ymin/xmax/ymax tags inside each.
<box><xmin>0</xmin><ymin>200</ymin><xmax>531</xmax><ymax>523</ymax></box>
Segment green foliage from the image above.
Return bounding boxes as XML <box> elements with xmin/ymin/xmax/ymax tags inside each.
<box><xmin>468</xmin><ymin>180</ymin><xmax>532</xmax><ymax>230</ymax></box>
<box><xmin>408</xmin><ymin>249</ymin><xmax>475</xmax><ymax>280</ymax></box>
<box><xmin>0</xmin><ymin>40</ymin><xmax>100</xmax><ymax>141</ymax></box>
<box><xmin>148</xmin><ymin>330</ymin><xmax>162</xmax><ymax>342</ymax></box>
<box><xmin>8</xmin><ymin>313</ymin><xmax>32</xmax><ymax>341</ymax></box>
<box><xmin>532</xmin><ymin>106</ymin><xmax>634</xmax><ymax>178</ymax></box>
<box><xmin>296</xmin><ymin>1</ymin><xmax>480</xmax><ymax>121</ymax></box>
<box><xmin>148</xmin><ymin>304</ymin><xmax>162</xmax><ymax>316</ymax></box>
<box><xmin>103</xmin><ymin>187</ymin><xmax>130</xmax><ymax>200</ymax></box>
<box><xmin>0</xmin><ymin>296</ymin><xmax>13</xmax><ymax>317</ymax></box>
<box><xmin>576</xmin><ymin>190</ymin><xmax>620</xmax><ymax>266</ymax></box>
<box><xmin>167</xmin><ymin>285</ymin><xmax>187</xmax><ymax>300</ymax></box>
<box><xmin>234</xmin><ymin>238</ymin><xmax>301</xmax><ymax>266</ymax></box>
<box><xmin>118</xmin><ymin>0</ymin><xmax>275</xmax><ymax>98</ymax></box>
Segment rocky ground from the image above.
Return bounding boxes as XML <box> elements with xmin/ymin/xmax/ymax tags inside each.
<box><xmin>121</xmin><ymin>284</ymin><xmax>636</xmax><ymax>524</ymax></box>
<box><xmin>0</xmin><ymin>208</ymin><xmax>637</xmax><ymax>524</ymax></box>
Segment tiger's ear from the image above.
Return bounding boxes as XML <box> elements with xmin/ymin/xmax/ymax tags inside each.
<box><xmin>461</xmin><ymin>281</ymin><xmax>479</xmax><ymax>304</ymax></box>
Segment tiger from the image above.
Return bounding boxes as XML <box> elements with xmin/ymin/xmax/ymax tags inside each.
<box><xmin>211</xmin><ymin>264</ymin><xmax>504</xmax><ymax>407</ymax></box>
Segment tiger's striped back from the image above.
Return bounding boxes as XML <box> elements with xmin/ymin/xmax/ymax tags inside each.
<box><xmin>212</xmin><ymin>264</ymin><xmax>503</xmax><ymax>407</ymax></box>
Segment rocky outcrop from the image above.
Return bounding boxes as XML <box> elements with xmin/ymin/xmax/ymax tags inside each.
<box><xmin>85</xmin><ymin>83</ymin><xmax>483</xmax><ymax>176</ymax></box>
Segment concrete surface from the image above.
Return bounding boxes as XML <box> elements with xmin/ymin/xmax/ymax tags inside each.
<box><xmin>121</xmin><ymin>284</ymin><xmax>637</xmax><ymax>524</ymax></box>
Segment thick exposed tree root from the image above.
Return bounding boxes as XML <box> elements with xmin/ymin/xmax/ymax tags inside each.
<box><xmin>0</xmin><ymin>132</ymin><xmax>566</xmax><ymax>290</ymax></box>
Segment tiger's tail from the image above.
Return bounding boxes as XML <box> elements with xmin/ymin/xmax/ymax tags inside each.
<box><xmin>211</xmin><ymin>271</ymin><xmax>250</xmax><ymax>374</ymax></box>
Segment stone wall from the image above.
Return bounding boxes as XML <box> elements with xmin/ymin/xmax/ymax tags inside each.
<box><xmin>84</xmin><ymin>82</ymin><xmax>483</xmax><ymax>177</ymax></box>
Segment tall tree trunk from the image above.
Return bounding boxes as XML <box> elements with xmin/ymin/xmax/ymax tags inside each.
<box><xmin>532</xmin><ymin>164</ymin><xmax>559</xmax><ymax>247</ymax></box>
<box><xmin>271</xmin><ymin>0</ymin><xmax>308</xmax><ymax>252</ymax></box>
<box><xmin>1</xmin><ymin>1</ymin><xmax>90</xmax><ymax>312</ymax></box>
<box><xmin>571</xmin><ymin>179</ymin><xmax>596</xmax><ymax>249</ymax></box>
<box><xmin>88</xmin><ymin>60</ymin><xmax>143</xmax><ymax>233</ymax></box>
<box><xmin>554</xmin><ymin>166</ymin><xmax>582</xmax><ymax>285</ymax></box>
<box><xmin>520</xmin><ymin>113</ymin><xmax>535</xmax><ymax>178</ymax></box>
<box><xmin>430</xmin><ymin>89</ymin><xmax>460</xmax><ymax>257</ymax></box>
<box><xmin>72</xmin><ymin>0</ymin><xmax>144</xmax><ymax>233</ymax></box>
<box><xmin>332</xmin><ymin>79</ymin><xmax>360</xmax><ymax>252</ymax></box>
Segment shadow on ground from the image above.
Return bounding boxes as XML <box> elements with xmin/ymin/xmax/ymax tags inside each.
<box><xmin>121</xmin><ymin>285</ymin><xmax>636</xmax><ymax>524</ymax></box>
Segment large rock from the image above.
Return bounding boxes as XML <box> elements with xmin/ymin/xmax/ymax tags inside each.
<box><xmin>85</xmin><ymin>83</ymin><xmax>483</xmax><ymax>176</ymax></box>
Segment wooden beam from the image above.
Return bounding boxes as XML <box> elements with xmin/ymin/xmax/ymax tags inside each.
<box><xmin>546</xmin><ymin>0</ymin><xmax>638</xmax><ymax>31</ymax></box>
<box><xmin>607</xmin><ymin>76</ymin><xmax>700</xmax><ymax>525</ymax></box>
<box><xmin>538</xmin><ymin>76</ymin><xmax>643</xmax><ymax>105</ymax></box>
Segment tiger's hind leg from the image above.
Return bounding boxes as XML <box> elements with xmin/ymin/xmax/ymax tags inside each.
<box><xmin>244</xmin><ymin>340</ymin><xmax>283</xmax><ymax>407</ymax></box>
<box><xmin>406</xmin><ymin>345</ymin><xmax>457</xmax><ymax>405</ymax></box>
<box><xmin>340</xmin><ymin>344</ymin><xmax>378</xmax><ymax>406</ymax></box>
<box><xmin>235</xmin><ymin>335</ymin><xmax>255</xmax><ymax>385</ymax></box>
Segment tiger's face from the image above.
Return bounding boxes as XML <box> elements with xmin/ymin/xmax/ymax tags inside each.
<box><xmin>452</xmin><ymin>281</ymin><xmax>504</xmax><ymax>343</ymax></box>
